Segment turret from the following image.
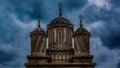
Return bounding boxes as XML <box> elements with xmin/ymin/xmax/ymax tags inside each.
<box><xmin>30</xmin><ymin>19</ymin><xmax>47</xmax><ymax>55</ymax></box>
<box><xmin>74</xmin><ymin>15</ymin><xmax>90</xmax><ymax>55</ymax></box>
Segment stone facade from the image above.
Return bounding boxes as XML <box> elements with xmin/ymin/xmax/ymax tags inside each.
<box><xmin>25</xmin><ymin>3</ymin><xmax>95</xmax><ymax>68</ymax></box>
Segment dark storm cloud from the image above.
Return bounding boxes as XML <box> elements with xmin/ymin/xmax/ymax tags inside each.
<box><xmin>81</xmin><ymin>1</ymin><xmax>120</xmax><ymax>67</ymax></box>
<box><xmin>0</xmin><ymin>1</ymin><xmax>33</xmax><ymax>67</ymax></box>
<box><xmin>101</xmin><ymin>24</ymin><xmax>120</xmax><ymax>49</ymax></box>
<box><xmin>109</xmin><ymin>0</ymin><xmax>120</xmax><ymax>6</ymax></box>
<box><xmin>82</xmin><ymin>1</ymin><xmax>120</xmax><ymax>49</ymax></box>
<box><xmin>89</xmin><ymin>17</ymin><xmax>120</xmax><ymax>49</ymax></box>
<box><xmin>0</xmin><ymin>49</ymin><xmax>17</xmax><ymax>64</ymax></box>
<box><xmin>117</xmin><ymin>61</ymin><xmax>120</xmax><ymax>68</ymax></box>
<box><xmin>0</xmin><ymin>0</ymin><xmax>120</xmax><ymax>68</ymax></box>
<box><xmin>0</xmin><ymin>0</ymin><xmax>59</xmax><ymax>67</ymax></box>
<box><xmin>0</xmin><ymin>43</ymin><xmax>25</xmax><ymax>68</ymax></box>
<box><xmin>63</xmin><ymin>0</ymin><xmax>87</xmax><ymax>10</ymax></box>
<box><xmin>0</xmin><ymin>0</ymin><xmax>46</xmax><ymax>22</ymax></box>
<box><xmin>98</xmin><ymin>9</ymin><xmax>120</xmax><ymax>49</ymax></box>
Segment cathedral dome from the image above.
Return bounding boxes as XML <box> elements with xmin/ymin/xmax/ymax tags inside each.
<box><xmin>47</xmin><ymin>16</ymin><xmax>73</xmax><ymax>28</ymax></box>
<box><xmin>47</xmin><ymin>2</ymin><xmax>73</xmax><ymax>29</ymax></box>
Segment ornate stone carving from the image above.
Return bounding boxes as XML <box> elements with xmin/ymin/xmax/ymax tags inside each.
<box><xmin>25</xmin><ymin>3</ymin><xmax>95</xmax><ymax>68</ymax></box>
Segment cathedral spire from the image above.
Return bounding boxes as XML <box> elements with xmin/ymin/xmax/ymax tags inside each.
<box><xmin>59</xmin><ymin>2</ymin><xmax>62</xmax><ymax>16</ymax></box>
<box><xmin>38</xmin><ymin>19</ymin><xmax>41</xmax><ymax>28</ymax></box>
<box><xmin>79</xmin><ymin>14</ymin><xmax>83</xmax><ymax>28</ymax></box>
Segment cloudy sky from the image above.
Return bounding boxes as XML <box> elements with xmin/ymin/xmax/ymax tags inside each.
<box><xmin>0</xmin><ymin>0</ymin><xmax>120</xmax><ymax>68</ymax></box>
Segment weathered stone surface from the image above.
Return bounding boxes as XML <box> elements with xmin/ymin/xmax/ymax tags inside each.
<box><xmin>25</xmin><ymin>4</ymin><xmax>95</xmax><ymax>68</ymax></box>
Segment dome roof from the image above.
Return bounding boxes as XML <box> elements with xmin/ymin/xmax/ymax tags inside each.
<box><xmin>75</xmin><ymin>27</ymin><xmax>90</xmax><ymax>35</ymax></box>
<box><xmin>76</xmin><ymin>27</ymin><xmax>88</xmax><ymax>33</ymax></box>
<box><xmin>33</xmin><ymin>27</ymin><xmax>45</xmax><ymax>33</ymax></box>
<box><xmin>74</xmin><ymin>14</ymin><xmax>90</xmax><ymax>35</ymax></box>
<box><xmin>47</xmin><ymin>16</ymin><xmax>73</xmax><ymax>28</ymax></box>
<box><xmin>31</xmin><ymin>20</ymin><xmax>46</xmax><ymax>34</ymax></box>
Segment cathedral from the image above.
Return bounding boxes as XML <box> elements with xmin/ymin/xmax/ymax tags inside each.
<box><xmin>25</xmin><ymin>2</ymin><xmax>95</xmax><ymax>68</ymax></box>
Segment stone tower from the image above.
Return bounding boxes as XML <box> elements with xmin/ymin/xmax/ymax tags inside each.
<box><xmin>25</xmin><ymin>2</ymin><xmax>95</xmax><ymax>68</ymax></box>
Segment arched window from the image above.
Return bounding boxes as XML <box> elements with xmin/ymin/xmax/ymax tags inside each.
<box><xmin>58</xmin><ymin>30</ymin><xmax>62</xmax><ymax>46</ymax></box>
<box><xmin>49</xmin><ymin>30</ymin><xmax>54</xmax><ymax>46</ymax></box>
<box><xmin>67</xmin><ymin>31</ymin><xmax>70</xmax><ymax>45</ymax></box>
